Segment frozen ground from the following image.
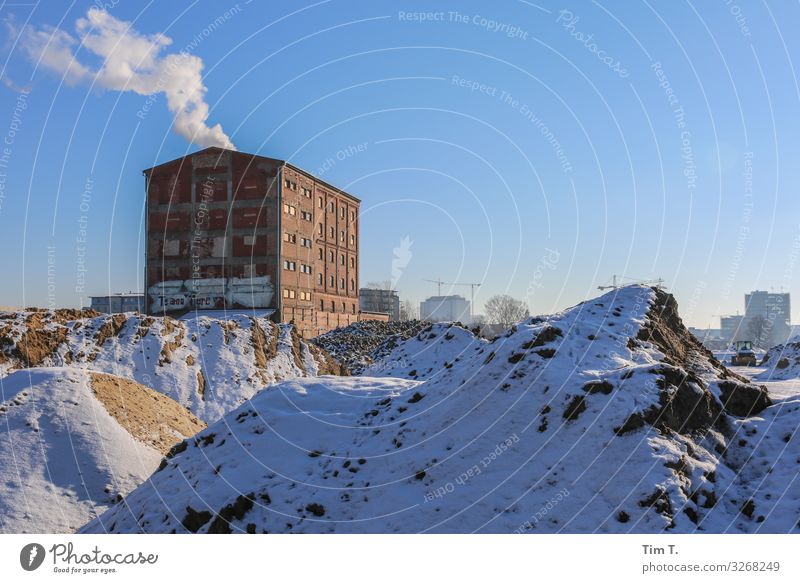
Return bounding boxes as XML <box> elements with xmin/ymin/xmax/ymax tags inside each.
<box><xmin>0</xmin><ymin>368</ymin><xmax>202</xmax><ymax>533</ymax></box>
<box><xmin>83</xmin><ymin>286</ymin><xmax>800</xmax><ymax>534</ymax></box>
<box><xmin>0</xmin><ymin>311</ymin><xmax>337</xmax><ymax>422</ymax></box>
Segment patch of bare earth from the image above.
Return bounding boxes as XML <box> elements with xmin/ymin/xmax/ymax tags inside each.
<box><xmin>13</xmin><ymin>312</ymin><xmax>68</xmax><ymax>367</ymax></box>
<box><xmin>250</xmin><ymin>319</ymin><xmax>279</xmax><ymax>382</ymax></box>
<box><xmin>159</xmin><ymin>318</ymin><xmax>186</xmax><ymax>365</ymax></box>
<box><xmin>89</xmin><ymin>372</ymin><xmax>206</xmax><ymax>454</ymax></box>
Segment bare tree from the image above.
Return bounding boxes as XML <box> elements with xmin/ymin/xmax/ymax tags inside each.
<box><xmin>484</xmin><ymin>295</ymin><xmax>530</xmax><ymax>327</ymax></box>
<box><xmin>399</xmin><ymin>299</ymin><xmax>419</xmax><ymax>321</ymax></box>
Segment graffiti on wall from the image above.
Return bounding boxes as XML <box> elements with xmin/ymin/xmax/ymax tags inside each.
<box><xmin>148</xmin><ymin>276</ymin><xmax>274</xmax><ymax>312</ymax></box>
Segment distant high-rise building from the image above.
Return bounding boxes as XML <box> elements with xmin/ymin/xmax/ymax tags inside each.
<box><xmin>359</xmin><ymin>288</ymin><xmax>400</xmax><ymax>321</ymax></box>
<box><xmin>420</xmin><ymin>295</ymin><xmax>471</xmax><ymax>324</ymax></box>
<box><xmin>743</xmin><ymin>290</ymin><xmax>791</xmax><ymax>346</ymax></box>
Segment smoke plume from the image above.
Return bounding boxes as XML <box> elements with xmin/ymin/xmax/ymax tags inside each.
<box><xmin>16</xmin><ymin>8</ymin><xmax>235</xmax><ymax>149</ymax></box>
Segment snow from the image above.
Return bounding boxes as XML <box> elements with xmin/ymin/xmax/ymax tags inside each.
<box><xmin>82</xmin><ymin>285</ymin><xmax>800</xmax><ymax>534</ymax></box>
<box><xmin>0</xmin><ymin>368</ymin><xmax>165</xmax><ymax>533</ymax></box>
<box><xmin>0</xmin><ymin>312</ymin><xmax>328</xmax><ymax>422</ymax></box>
<box><xmin>360</xmin><ymin>323</ymin><xmax>486</xmax><ymax>380</ymax></box>
<box><xmin>756</xmin><ymin>341</ymin><xmax>800</xmax><ymax>381</ymax></box>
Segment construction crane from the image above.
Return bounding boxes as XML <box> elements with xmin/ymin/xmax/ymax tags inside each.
<box><xmin>597</xmin><ymin>275</ymin><xmax>665</xmax><ymax>291</ymax></box>
<box><xmin>424</xmin><ymin>278</ymin><xmax>482</xmax><ymax>322</ymax></box>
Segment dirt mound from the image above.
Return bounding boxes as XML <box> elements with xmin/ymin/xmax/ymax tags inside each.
<box><xmin>0</xmin><ymin>310</ymin><xmax>341</xmax><ymax>422</ymax></box>
<box><xmin>312</xmin><ymin>320</ymin><xmax>435</xmax><ymax>373</ymax></box>
<box><xmin>758</xmin><ymin>340</ymin><xmax>800</xmax><ymax>380</ymax></box>
<box><xmin>90</xmin><ymin>372</ymin><xmax>206</xmax><ymax>454</ymax></box>
<box><xmin>84</xmin><ymin>286</ymin><xmax>800</xmax><ymax>534</ymax></box>
<box><xmin>0</xmin><ymin>367</ymin><xmax>202</xmax><ymax>533</ymax></box>
<box><xmin>636</xmin><ymin>289</ymin><xmax>741</xmax><ymax>381</ymax></box>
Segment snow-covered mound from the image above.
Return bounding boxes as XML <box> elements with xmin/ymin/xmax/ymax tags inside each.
<box><xmin>83</xmin><ymin>286</ymin><xmax>797</xmax><ymax>534</ymax></box>
<box><xmin>361</xmin><ymin>323</ymin><xmax>486</xmax><ymax>381</ymax></box>
<box><xmin>0</xmin><ymin>310</ymin><xmax>340</xmax><ymax>421</ymax></box>
<box><xmin>312</xmin><ymin>320</ymin><xmax>429</xmax><ymax>373</ymax></box>
<box><xmin>758</xmin><ymin>341</ymin><xmax>800</xmax><ymax>380</ymax></box>
<box><xmin>0</xmin><ymin>368</ymin><xmax>204</xmax><ymax>533</ymax></box>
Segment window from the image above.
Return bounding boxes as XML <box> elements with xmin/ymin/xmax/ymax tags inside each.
<box><xmin>331</xmin><ymin>300</ymin><xmax>336</xmax><ymax>313</ymax></box>
<box><xmin>283</xmin><ymin>179</ymin><xmax>297</xmax><ymax>191</ymax></box>
<box><xmin>318</xmin><ymin>224</ymin><xmax>323</xmax><ymax>236</ymax></box>
<box><xmin>328</xmin><ymin>250</ymin><xmax>334</xmax><ymax>262</ymax></box>
<box><xmin>340</xmin><ymin>207</ymin><xmax>345</xmax><ymax>219</ymax></box>
<box><xmin>340</xmin><ymin>231</ymin><xmax>345</xmax><ymax>242</ymax></box>
<box><xmin>350</xmin><ymin>279</ymin><xmax>355</xmax><ymax>291</ymax></box>
<box><xmin>351</xmin><ymin>304</ymin><xmax>356</xmax><ymax>314</ymax></box>
<box><xmin>243</xmin><ymin>235</ymin><xmax>255</xmax><ymax>246</ymax></box>
<box><xmin>282</xmin><ymin>288</ymin><xmax>296</xmax><ymax>299</ymax></box>
<box><xmin>301</xmin><ymin>210</ymin><xmax>312</xmax><ymax>221</ymax></box>
<box><xmin>317</xmin><ymin>273</ymin><xmax>323</xmax><ymax>285</ymax></box>
<box><xmin>341</xmin><ymin>301</ymin><xmax>346</xmax><ymax>312</ymax></box>
<box><xmin>340</xmin><ymin>278</ymin><xmax>345</xmax><ymax>289</ymax></box>
<box><xmin>320</xmin><ymin>299</ymin><xmax>324</xmax><ymax>310</ymax></box>
<box><xmin>328</xmin><ymin>201</ymin><xmax>334</xmax><ymax>212</ymax></box>
<box><xmin>283</xmin><ymin>260</ymin><xmax>296</xmax><ymax>271</ymax></box>
<box><xmin>318</xmin><ymin>248</ymin><xmax>323</xmax><ymax>260</ymax></box>
<box><xmin>350</xmin><ymin>257</ymin><xmax>355</xmax><ymax>268</ymax></box>
<box><xmin>300</xmin><ymin>291</ymin><xmax>311</xmax><ymax>301</ymax></box>
<box><xmin>300</xmin><ymin>264</ymin><xmax>312</xmax><ymax>274</ymax></box>
<box><xmin>283</xmin><ymin>203</ymin><xmax>296</xmax><ymax>216</ymax></box>
<box><xmin>301</xmin><ymin>237</ymin><xmax>312</xmax><ymax>248</ymax></box>
<box><xmin>340</xmin><ymin>254</ymin><xmax>345</xmax><ymax>265</ymax></box>
<box><xmin>329</xmin><ymin>275</ymin><xmax>334</xmax><ymax>287</ymax></box>
<box><xmin>350</xmin><ymin>210</ymin><xmax>355</xmax><ymax>221</ymax></box>
<box><xmin>283</xmin><ymin>232</ymin><xmax>296</xmax><ymax>243</ymax></box>
<box><xmin>302</xmin><ymin>186</ymin><xmax>312</xmax><ymax>198</ymax></box>
<box><xmin>318</xmin><ymin>196</ymin><xmax>323</xmax><ymax>208</ymax></box>
<box><xmin>350</xmin><ymin>234</ymin><xmax>355</xmax><ymax>245</ymax></box>
<box><xmin>329</xmin><ymin>226</ymin><xmax>335</xmax><ymax>238</ymax></box>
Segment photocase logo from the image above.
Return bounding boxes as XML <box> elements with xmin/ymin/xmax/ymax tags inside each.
<box><xmin>391</xmin><ymin>236</ymin><xmax>413</xmax><ymax>288</ymax></box>
<box><xmin>20</xmin><ymin>543</ymin><xmax>46</xmax><ymax>571</ymax></box>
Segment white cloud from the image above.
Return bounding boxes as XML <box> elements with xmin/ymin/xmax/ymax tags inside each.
<box><xmin>18</xmin><ymin>7</ymin><xmax>235</xmax><ymax>149</ymax></box>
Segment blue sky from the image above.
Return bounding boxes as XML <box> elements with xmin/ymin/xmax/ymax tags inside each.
<box><xmin>1</xmin><ymin>0</ymin><xmax>799</xmax><ymax>327</ymax></box>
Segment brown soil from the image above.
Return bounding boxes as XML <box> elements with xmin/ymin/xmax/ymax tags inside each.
<box><xmin>250</xmin><ymin>319</ymin><xmax>278</xmax><ymax>369</ymax></box>
<box><xmin>307</xmin><ymin>342</ymin><xmax>348</xmax><ymax>376</ymax></box>
<box><xmin>89</xmin><ymin>372</ymin><xmax>206</xmax><ymax>454</ymax></box>
<box><xmin>52</xmin><ymin>308</ymin><xmax>101</xmax><ymax>323</ymax></box>
<box><xmin>159</xmin><ymin>318</ymin><xmax>185</xmax><ymax>365</ymax></box>
<box><xmin>290</xmin><ymin>327</ymin><xmax>306</xmax><ymax>373</ymax></box>
<box><xmin>94</xmin><ymin>314</ymin><xmax>128</xmax><ymax>347</ymax></box>
<box><xmin>220</xmin><ymin>321</ymin><xmax>239</xmax><ymax>345</ymax></box>
<box><xmin>13</xmin><ymin>312</ymin><xmax>68</xmax><ymax>367</ymax></box>
<box><xmin>637</xmin><ymin>288</ymin><xmax>745</xmax><ymax>382</ymax></box>
<box><xmin>196</xmin><ymin>369</ymin><xmax>207</xmax><ymax>400</ymax></box>
<box><xmin>136</xmin><ymin>316</ymin><xmax>155</xmax><ymax>338</ymax></box>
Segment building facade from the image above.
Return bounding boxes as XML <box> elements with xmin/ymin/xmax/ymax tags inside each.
<box><xmin>420</xmin><ymin>295</ymin><xmax>471</xmax><ymax>324</ymax></box>
<box><xmin>359</xmin><ymin>288</ymin><xmax>400</xmax><ymax>320</ymax></box>
<box><xmin>89</xmin><ymin>293</ymin><xmax>144</xmax><ymax>314</ymax></box>
<box><xmin>144</xmin><ymin>147</ymin><xmax>360</xmax><ymax>337</ymax></box>
<box><xmin>744</xmin><ymin>290</ymin><xmax>791</xmax><ymax>346</ymax></box>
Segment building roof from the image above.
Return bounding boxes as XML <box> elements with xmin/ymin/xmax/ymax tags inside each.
<box><xmin>142</xmin><ymin>147</ymin><xmax>360</xmax><ymax>203</ymax></box>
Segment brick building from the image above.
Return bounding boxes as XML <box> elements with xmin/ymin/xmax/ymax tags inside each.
<box><xmin>144</xmin><ymin>147</ymin><xmax>360</xmax><ymax>336</ymax></box>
